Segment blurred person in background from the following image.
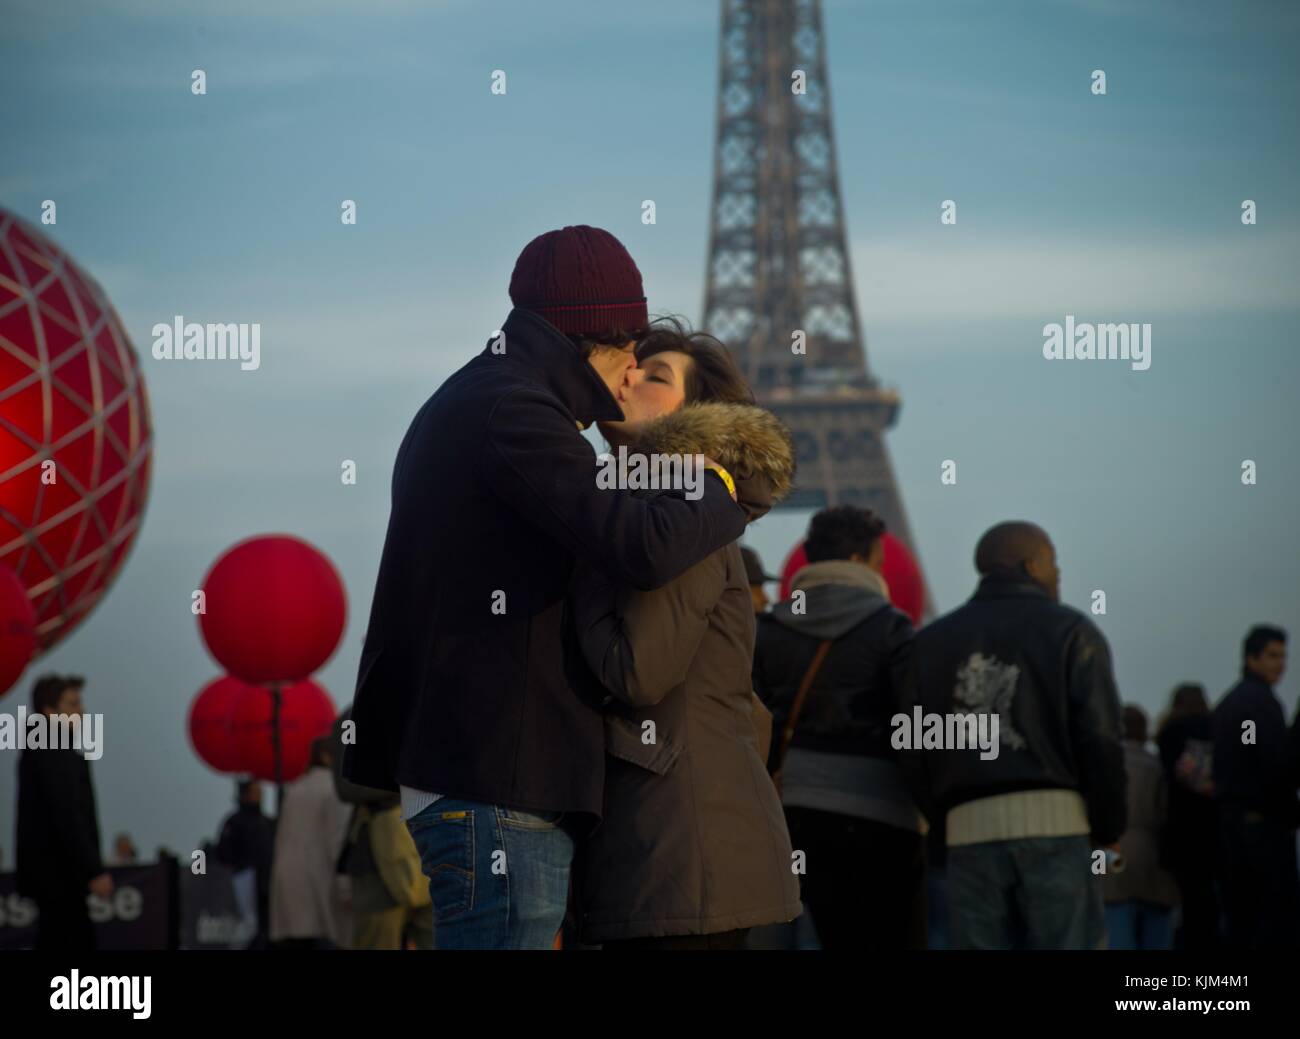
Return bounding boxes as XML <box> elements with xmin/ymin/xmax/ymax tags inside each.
<box><xmin>271</xmin><ymin>736</ymin><xmax>352</xmax><ymax>949</ymax></box>
<box><xmin>15</xmin><ymin>674</ymin><xmax>111</xmax><ymax>951</ymax></box>
<box><xmin>330</xmin><ymin>709</ymin><xmax>433</xmax><ymax>950</ymax></box>
<box><xmin>215</xmin><ymin>777</ymin><xmax>275</xmax><ymax>949</ymax></box>
<box><xmin>1211</xmin><ymin>625</ymin><xmax>1298</xmax><ymax>949</ymax></box>
<box><xmin>1155</xmin><ymin>682</ymin><xmax>1220</xmax><ymax>948</ymax></box>
<box><xmin>1102</xmin><ymin>705</ymin><xmax>1179</xmax><ymax>949</ymax></box>
<box><xmin>902</xmin><ymin>522</ymin><xmax>1126</xmax><ymax>950</ymax></box>
<box><xmin>754</xmin><ymin>505</ymin><xmax>922</xmax><ymax>949</ymax></box>
<box><xmin>107</xmin><ymin>832</ymin><xmax>138</xmax><ymax>866</ymax></box>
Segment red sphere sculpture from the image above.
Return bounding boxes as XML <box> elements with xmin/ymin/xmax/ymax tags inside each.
<box><xmin>779</xmin><ymin>532</ymin><xmax>926</xmax><ymax>626</ymax></box>
<box><xmin>229</xmin><ymin>678</ymin><xmax>337</xmax><ymax>783</ymax></box>
<box><xmin>0</xmin><ymin>209</ymin><xmax>152</xmax><ymax>650</ymax></box>
<box><xmin>0</xmin><ymin>561</ymin><xmax>37</xmax><ymax>698</ymax></box>
<box><xmin>188</xmin><ymin>675</ymin><xmax>253</xmax><ymax>773</ymax></box>
<box><xmin>879</xmin><ymin>533</ymin><xmax>925</xmax><ymax>626</ymax></box>
<box><xmin>199</xmin><ymin>535</ymin><xmax>346</xmax><ymax>684</ymax></box>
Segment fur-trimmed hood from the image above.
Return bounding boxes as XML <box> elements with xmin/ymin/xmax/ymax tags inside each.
<box><xmin>629</xmin><ymin>402</ymin><xmax>795</xmax><ymax>521</ymax></box>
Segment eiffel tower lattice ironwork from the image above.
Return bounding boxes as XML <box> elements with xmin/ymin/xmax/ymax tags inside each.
<box><xmin>703</xmin><ymin>0</ymin><xmax>926</xmax><ymax>598</ymax></box>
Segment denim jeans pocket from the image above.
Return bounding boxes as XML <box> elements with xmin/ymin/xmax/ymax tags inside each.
<box><xmin>406</xmin><ymin>809</ymin><xmax>475</xmax><ymax>920</ymax></box>
<box><xmin>498</xmin><ymin>805</ymin><xmax>565</xmax><ymax>830</ymax></box>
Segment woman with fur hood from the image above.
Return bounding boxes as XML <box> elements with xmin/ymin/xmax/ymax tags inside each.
<box><xmin>569</xmin><ymin>320</ymin><xmax>803</xmax><ymax>949</ymax></box>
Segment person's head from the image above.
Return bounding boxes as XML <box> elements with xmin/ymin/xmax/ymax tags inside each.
<box><xmin>1169</xmin><ymin>682</ymin><xmax>1209</xmax><ymax>717</ymax></box>
<box><xmin>598</xmin><ymin>317</ymin><xmax>752</xmax><ymax>445</ymax></box>
<box><xmin>508</xmin><ymin>225</ymin><xmax>649</xmax><ymax>398</ymax></box>
<box><xmin>1121</xmin><ymin>704</ymin><xmax>1148</xmax><ymax>744</ymax></box>
<box><xmin>974</xmin><ymin>521</ymin><xmax>1059</xmax><ymax>601</ymax></box>
<box><xmin>804</xmin><ymin>506</ymin><xmax>887</xmax><ymax>572</ymax></box>
<box><xmin>113</xmin><ymin>833</ymin><xmax>137</xmax><ymax>862</ymax></box>
<box><xmin>31</xmin><ymin>674</ymin><xmax>85</xmax><ymax>717</ymax></box>
<box><xmin>309</xmin><ymin>736</ymin><xmax>333</xmax><ymax>769</ymax></box>
<box><xmin>1242</xmin><ymin>625</ymin><xmax>1287</xmax><ymax>686</ymax></box>
<box><xmin>236</xmin><ymin>778</ymin><xmax>262</xmax><ymax>808</ymax></box>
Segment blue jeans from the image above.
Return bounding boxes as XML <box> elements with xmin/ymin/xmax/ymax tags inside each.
<box><xmin>947</xmin><ymin>836</ymin><xmax>1105</xmax><ymax>950</ymax></box>
<box><xmin>1105</xmin><ymin>900</ymin><xmax>1174</xmax><ymax>950</ymax></box>
<box><xmin>405</xmin><ymin>798</ymin><xmax>575</xmax><ymax>950</ymax></box>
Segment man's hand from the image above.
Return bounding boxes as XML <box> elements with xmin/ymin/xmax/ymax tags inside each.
<box><xmin>88</xmin><ymin>873</ymin><xmax>114</xmax><ymax>899</ymax></box>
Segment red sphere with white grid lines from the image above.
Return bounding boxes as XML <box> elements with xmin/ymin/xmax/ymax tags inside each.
<box><xmin>0</xmin><ymin>209</ymin><xmax>152</xmax><ymax>651</ymax></box>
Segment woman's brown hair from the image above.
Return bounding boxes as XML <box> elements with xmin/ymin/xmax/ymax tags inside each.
<box><xmin>635</xmin><ymin>317</ymin><xmax>753</xmax><ymax>406</ymax></box>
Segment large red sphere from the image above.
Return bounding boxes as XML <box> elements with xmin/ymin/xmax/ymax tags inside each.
<box><xmin>0</xmin><ymin>561</ymin><xmax>37</xmax><ymax>698</ymax></box>
<box><xmin>879</xmin><ymin>533</ymin><xmax>925</xmax><ymax>626</ymax></box>
<box><xmin>229</xmin><ymin>678</ymin><xmax>337</xmax><ymax>783</ymax></box>
<box><xmin>779</xmin><ymin>532</ymin><xmax>926</xmax><ymax>626</ymax></box>
<box><xmin>0</xmin><ymin>210</ymin><xmax>152</xmax><ymax>650</ymax></box>
<box><xmin>199</xmin><ymin>535</ymin><xmax>346</xmax><ymax>684</ymax></box>
<box><xmin>188</xmin><ymin>675</ymin><xmax>252</xmax><ymax>773</ymax></box>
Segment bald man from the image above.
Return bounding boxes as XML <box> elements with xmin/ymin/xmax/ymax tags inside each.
<box><xmin>901</xmin><ymin>521</ymin><xmax>1126</xmax><ymax>950</ymax></box>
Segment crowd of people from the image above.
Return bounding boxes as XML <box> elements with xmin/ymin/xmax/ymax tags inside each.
<box><xmin>341</xmin><ymin>224</ymin><xmax>1298</xmax><ymax>951</ymax></box>
<box><xmin>9</xmin><ymin>225</ymin><xmax>1299</xmax><ymax>951</ymax></box>
<box><xmin>208</xmin><ymin>722</ymin><xmax>433</xmax><ymax>951</ymax></box>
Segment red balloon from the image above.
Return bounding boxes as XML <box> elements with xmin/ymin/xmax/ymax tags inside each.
<box><xmin>779</xmin><ymin>533</ymin><xmax>926</xmax><ymax>626</ymax></box>
<box><xmin>778</xmin><ymin>542</ymin><xmax>808</xmax><ymax>603</ymax></box>
<box><xmin>188</xmin><ymin>676</ymin><xmax>252</xmax><ymax>773</ymax></box>
<box><xmin>199</xmin><ymin>535</ymin><xmax>346</xmax><ymax>683</ymax></box>
<box><xmin>0</xmin><ymin>562</ymin><xmax>37</xmax><ymax>698</ymax></box>
<box><xmin>880</xmin><ymin>533</ymin><xmax>925</xmax><ymax>626</ymax></box>
<box><xmin>0</xmin><ymin>209</ymin><xmax>153</xmax><ymax>650</ymax></box>
<box><xmin>229</xmin><ymin>678</ymin><xmax>337</xmax><ymax>783</ymax></box>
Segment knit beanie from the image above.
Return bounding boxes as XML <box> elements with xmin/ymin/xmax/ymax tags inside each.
<box><xmin>508</xmin><ymin>225</ymin><xmax>648</xmax><ymax>337</ymax></box>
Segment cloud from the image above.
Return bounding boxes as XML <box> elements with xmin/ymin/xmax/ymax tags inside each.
<box><xmin>852</xmin><ymin>229</ymin><xmax>1300</xmax><ymax>323</ymax></box>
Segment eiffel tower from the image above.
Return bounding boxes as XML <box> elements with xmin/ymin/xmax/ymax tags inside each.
<box><xmin>703</xmin><ymin>0</ymin><xmax>926</xmax><ymax>594</ymax></box>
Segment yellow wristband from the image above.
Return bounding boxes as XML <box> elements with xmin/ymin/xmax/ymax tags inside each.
<box><xmin>703</xmin><ymin>462</ymin><xmax>736</xmax><ymax>498</ymax></box>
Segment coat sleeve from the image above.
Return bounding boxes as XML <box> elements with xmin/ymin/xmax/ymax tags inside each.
<box><xmin>1065</xmin><ymin>621</ymin><xmax>1128</xmax><ymax>846</ymax></box>
<box><xmin>570</xmin><ymin>553</ymin><xmax>727</xmax><ymax>709</ymax></box>
<box><xmin>883</xmin><ymin>610</ymin><xmax>917</xmax><ymax>720</ymax></box>
<box><xmin>895</xmin><ymin>627</ymin><xmax>938</xmax><ymax>824</ymax></box>
<box><xmin>32</xmin><ymin>752</ymin><xmax>103</xmax><ymax>885</ymax></box>
<box><xmin>483</xmin><ymin>388</ymin><xmax>746</xmax><ymax>591</ymax></box>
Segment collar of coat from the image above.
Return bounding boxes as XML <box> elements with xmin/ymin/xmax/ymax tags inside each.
<box><xmin>490</xmin><ymin>307</ymin><xmax>626</xmax><ymax>427</ymax></box>
<box><xmin>972</xmin><ymin>573</ymin><xmax>1052</xmax><ymax>601</ymax></box>
<box><xmin>789</xmin><ymin>558</ymin><xmax>890</xmax><ymax>599</ymax></box>
<box><xmin>629</xmin><ymin>401</ymin><xmax>795</xmax><ymax>522</ymax></box>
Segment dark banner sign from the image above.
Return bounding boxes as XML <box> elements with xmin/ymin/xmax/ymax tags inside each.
<box><xmin>0</xmin><ymin>857</ymin><xmax>178</xmax><ymax>950</ymax></box>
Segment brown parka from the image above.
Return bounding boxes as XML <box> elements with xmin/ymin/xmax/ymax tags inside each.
<box><xmin>570</xmin><ymin>402</ymin><xmax>803</xmax><ymax>942</ymax></box>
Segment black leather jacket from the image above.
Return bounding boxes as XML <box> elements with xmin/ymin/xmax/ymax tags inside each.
<box><xmin>902</xmin><ymin>574</ymin><xmax>1127</xmax><ymax>845</ymax></box>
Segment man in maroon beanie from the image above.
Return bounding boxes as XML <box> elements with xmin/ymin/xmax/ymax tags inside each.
<box><xmin>343</xmin><ymin>225</ymin><xmax>747</xmax><ymax>949</ymax></box>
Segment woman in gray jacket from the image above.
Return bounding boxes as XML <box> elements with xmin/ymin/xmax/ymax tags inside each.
<box><xmin>570</xmin><ymin>322</ymin><xmax>802</xmax><ymax>948</ymax></box>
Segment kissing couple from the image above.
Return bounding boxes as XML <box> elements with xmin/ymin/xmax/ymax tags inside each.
<box><xmin>344</xmin><ymin>224</ymin><xmax>802</xmax><ymax>949</ymax></box>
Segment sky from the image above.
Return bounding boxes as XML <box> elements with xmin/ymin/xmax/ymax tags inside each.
<box><xmin>1</xmin><ymin>0</ymin><xmax>1298</xmax><ymax>860</ymax></box>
